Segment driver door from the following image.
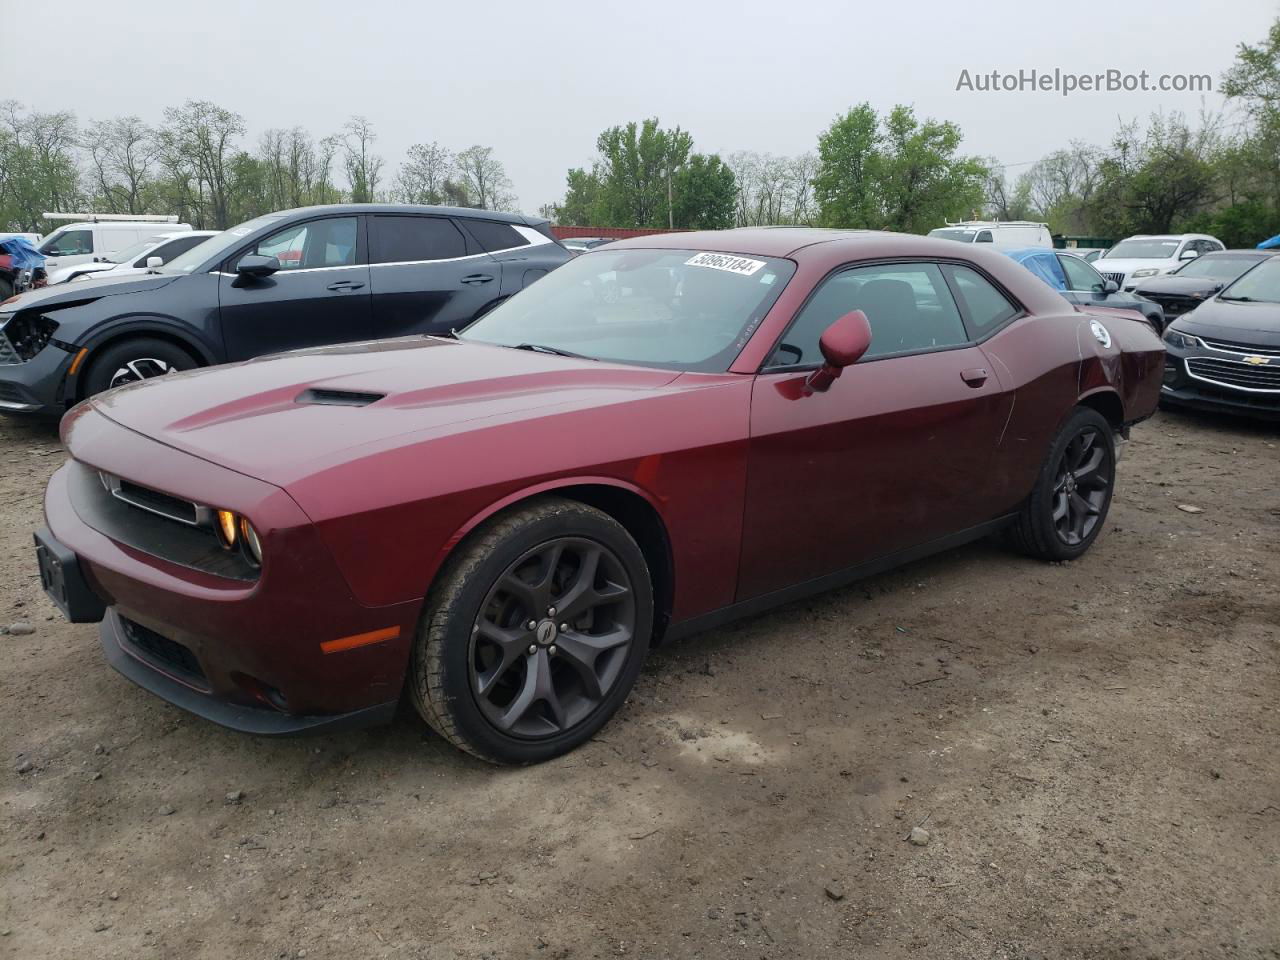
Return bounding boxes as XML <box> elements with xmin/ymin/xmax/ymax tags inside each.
<box><xmin>217</xmin><ymin>215</ymin><xmax>373</xmax><ymax>361</ymax></box>
<box><xmin>737</xmin><ymin>261</ymin><xmax>1013</xmax><ymax>601</ymax></box>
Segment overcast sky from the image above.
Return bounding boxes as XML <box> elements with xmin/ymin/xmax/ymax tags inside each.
<box><xmin>6</xmin><ymin>0</ymin><xmax>1277</xmax><ymax>214</ymax></box>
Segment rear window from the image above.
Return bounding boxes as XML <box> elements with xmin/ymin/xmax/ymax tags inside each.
<box><xmin>370</xmin><ymin>216</ymin><xmax>466</xmax><ymax>263</ymax></box>
<box><xmin>464</xmin><ymin>220</ymin><xmax>529</xmax><ymax>253</ymax></box>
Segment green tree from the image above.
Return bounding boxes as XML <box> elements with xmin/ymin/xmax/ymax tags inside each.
<box><xmin>812</xmin><ymin>103</ymin><xmax>880</xmax><ymax>228</ymax></box>
<box><xmin>556</xmin><ymin>166</ymin><xmax>604</xmax><ymax>225</ymax></box>
<box><xmin>670</xmin><ymin>154</ymin><xmax>736</xmax><ymax>229</ymax></box>
<box><xmin>813</xmin><ymin>104</ymin><xmax>986</xmax><ymax>231</ymax></box>
<box><xmin>595</xmin><ymin>118</ymin><xmax>692</xmax><ymax>228</ymax></box>
<box><xmin>394</xmin><ymin>141</ymin><xmax>452</xmax><ymax>205</ymax></box>
<box><xmin>876</xmin><ymin>106</ymin><xmax>987</xmax><ymax>233</ymax></box>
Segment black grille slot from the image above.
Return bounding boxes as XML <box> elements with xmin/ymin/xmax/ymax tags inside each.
<box><xmin>0</xmin><ymin>334</ymin><xmax>21</xmax><ymax>365</ymax></box>
<box><xmin>297</xmin><ymin>388</ymin><xmax>385</xmax><ymax>407</ymax></box>
<box><xmin>114</xmin><ymin>478</ymin><xmax>199</xmax><ymax>525</ymax></box>
<box><xmin>120</xmin><ymin>618</ymin><xmax>207</xmax><ymax>687</ymax></box>
<box><xmin>1187</xmin><ymin>357</ymin><xmax>1280</xmax><ymax>391</ymax></box>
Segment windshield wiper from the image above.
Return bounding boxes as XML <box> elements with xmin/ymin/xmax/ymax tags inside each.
<box><xmin>512</xmin><ymin>342</ymin><xmax>595</xmax><ymax>360</ymax></box>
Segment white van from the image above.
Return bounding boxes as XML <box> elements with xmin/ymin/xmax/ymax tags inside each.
<box><xmin>37</xmin><ymin>219</ymin><xmax>193</xmax><ymax>270</ymax></box>
<box><xmin>928</xmin><ymin>220</ymin><xmax>1053</xmax><ymax>250</ymax></box>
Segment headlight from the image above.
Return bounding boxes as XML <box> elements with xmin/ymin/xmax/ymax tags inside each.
<box><xmin>4</xmin><ymin>312</ymin><xmax>59</xmax><ymax>360</ymax></box>
<box><xmin>1131</xmin><ymin>268</ymin><xmax>1159</xmax><ymax>279</ymax></box>
<box><xmin>240</xmin><ymin>517</ymin><xmax>262</xmax><ymax>566</ymax></box>
<box><xmin>214</xmin><ymin>509</ymin><xmax>262</xmax><ymax>566</ymax></box>
<box><xmin>1163</xmin><ymin>329</ymin><xmax>1202</xmax><ymax>350</ymax></box>
<box><xmin>216</xmin><ymin>509</ymin><xmax>239</xmax><ymax>548</ymax></box>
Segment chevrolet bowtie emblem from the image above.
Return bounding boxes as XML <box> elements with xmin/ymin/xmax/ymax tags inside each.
<box><xmin>1243</xmin><ymin>355</ymin><xmax>1270</xmax><ymax>365</ymax></box>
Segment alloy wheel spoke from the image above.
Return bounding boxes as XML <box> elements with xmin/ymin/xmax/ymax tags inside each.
<box><xmin>497</xmin><ymin>649</ymin><xmax>563</xmax><ymax>732</ymax></box>
<box><xmin>1052</xmin><ymin>491</ymin><xmax>1069</xmax><ymax>522</ymax></box>
<box><xmin>1073</xmin><ymin>447</ymin><xmax>1105</xmax><ymax>484</ymax></box>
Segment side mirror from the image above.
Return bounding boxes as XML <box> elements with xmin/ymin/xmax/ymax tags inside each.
<box><xmin>1178</xmin><ymin>249</ymin><xmax>1199</xmax><ymax>260</ymax></box>
<box><xmin>236</xmin><ymin>254</ymin><xmax>280</xmax><ymax>279</ymax></box>
<box><xmin>1103</xmin><ymin>280</ymin><xmax>1119</xmax><ymax>294</ymax></box>
<box><xmin>806</xmin><ymin>310</ymin><xmax>872</xmax><ymax>394</ymax></box>
<box><xmin>145</xmin><ymin>256</ymin><xmax>164</xmax><ymax>270</ymax></box>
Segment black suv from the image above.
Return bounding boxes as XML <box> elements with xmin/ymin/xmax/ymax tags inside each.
<box><xmin>0</xmin><ymin>204</ymin><xmax>571</xmax><ymax>416</ymax></box>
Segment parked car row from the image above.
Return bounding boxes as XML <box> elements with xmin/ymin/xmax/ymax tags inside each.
<box><xmin>45</xmin><ymin>230</ymin><xmax>219</xmax><ymax>285</ymax></box>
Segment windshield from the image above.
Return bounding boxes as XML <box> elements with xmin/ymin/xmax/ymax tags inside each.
<box><xmin>1219</xmin><ymin>256</ymin><xmax>1280</xmax><ymax>303</ymax></box>
<box><xmin>162</xmin><ymin>215</ymin><xmax>283</xmax><ymax>273</ymax></box>
<box><xmin>1174</xmin><ymin>255</ymin><xmax>1263</xmax><ymax>281</ymax></box>
<box><xmin>460</xmin><ymin>248</ymin><xmax>796</xmax><ymax>372</ymax></box>
<box><xmin>1106</xmin><ymin>238</ymin><xmax>1180</xmax><ymax>259</ymax></box>
<box><xmin>928</xmin><ymin>228</ymin><xmax>976</xmax><ymax>243</ymax></box>
<box><xmin>105</xmin><ymin>237</ymin><xmax>161</xmax><ymax>265</ymax></box>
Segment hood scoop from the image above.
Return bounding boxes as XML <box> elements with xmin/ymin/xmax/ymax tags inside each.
<box><xmin>296</xmin><ymin>387</ymin><xmax>385</xmax><ymax>407</ymax></box>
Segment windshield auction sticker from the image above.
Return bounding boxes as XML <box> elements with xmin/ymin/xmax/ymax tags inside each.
<box><xmin>685</xmin><ymin>252</ymin><xmax>766</xmax><ymax>276</ymax></box>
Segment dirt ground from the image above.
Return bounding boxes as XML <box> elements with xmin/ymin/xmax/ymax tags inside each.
<box><xmin>1</xmin><ymin>406</ymin><xmax>1277</xmax><ymax>960</ymax></box>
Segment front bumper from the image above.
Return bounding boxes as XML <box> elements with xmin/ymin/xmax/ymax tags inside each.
<box><xmin>42</xmin><ymin>410</ymin><xmax>422</xmax><ymax>733</ymax></box>
<box><xmin>0</xmin><ymin>342</ymin><xmax>76</xmax><ymax>415</ymax></box>
<box><xmin>1161</xmin><ymin>349</ymin><xmax>1280</xmax><ymax>419</ymax></box>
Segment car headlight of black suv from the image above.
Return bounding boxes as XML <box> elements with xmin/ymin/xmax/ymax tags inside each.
<box><xmin>1</xmin><ymin>311</ymin><xmax>60</xmax><ymax>361</ymax></box>
<box><xmin>1163</xmin><ymin>328</ymin><xmax>1203</xmax><ymax>351</ymax></box>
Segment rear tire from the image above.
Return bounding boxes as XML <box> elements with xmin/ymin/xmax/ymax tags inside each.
<box><xmin>410</xmin><ymin>496</ymin><xmax>653</xmax><ymax>764</ymax></box>
<box><xmin>1009</xmin><ymin>407</ymin><xmax>1115</xmax><ymax>561</ymax></box>
<box><xmin>81</xmin><ymin>337</ymin><xmax>198</xmax><ymax>399</ymax></box>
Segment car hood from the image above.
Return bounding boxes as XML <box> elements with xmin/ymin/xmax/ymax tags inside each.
<box><xmin>86</xmin><ymin>337</ymin><xmax>684</xmax><ymax>487</ymax></box>
<box><xmin>6</xmin><ymin>271</ymin><xmax>178</xmax><ymax>309</ymax></box>
<box><xmin>1174</xmin><ymin>298</ymin><xmax>1280</xmax><ymax>347</ymax></box>
<box><xmin>46</xmin><ymin>263</ymin><xmax>115</xmax><ymax>285</ymax></box>
<box><xmin>1093</xmin><ymin>258</ymin><xmax>1178</xmax><ymax>276</ymax></box>
<box><xmin>1131</xmin><ymin>275</ymin><xmax>1222</xmax><ymax>298</ymax></box>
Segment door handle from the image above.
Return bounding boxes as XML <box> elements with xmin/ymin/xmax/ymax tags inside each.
<box><xmin>460</xmin><ymin>274</ymin><xmax>494</xmax><ymax>285</ymax></box>
<box><xmin>326</xmin><ymin>280</ymin><xmax>365</xmax><ymax>291</ymax></box>
<box><xmin>961</xmin><ymin>367</ymin><xmax>989</xmax><ymax>387</ymax></box>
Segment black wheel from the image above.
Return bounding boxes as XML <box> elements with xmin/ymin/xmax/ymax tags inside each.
<box><xmin>410</xmin><ymin>497</ymin><xmax>652</xmax><ymax>764</ymax></box>
<box><xmin>1009</xmin><ymin>407</ymin><xmax>1115</xmax><ymax>561</ymax></box>
<box><xmin>81</xmin><ymin>337</ymin><xmax>197</xmax><ymax>398</ymax></box>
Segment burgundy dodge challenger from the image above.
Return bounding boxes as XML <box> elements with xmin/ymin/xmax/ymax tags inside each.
<box><xmin>36</xmin><ymin>229</ymin><xmax>1164</xmax><ymax>763</ymax></box>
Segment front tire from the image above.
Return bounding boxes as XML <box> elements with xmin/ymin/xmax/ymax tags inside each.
<box><xmin>1009</xmin><ymin>407</ymin><xmax>1115</xmax><ymax>561</ymax></box>
<box><xmin>410</xmin><ymin>497</ymin><xmax>653</xmax><ymax>764</ymax></box>
<box><xmin>81</xmin><ymin>337</ymin><xmax>198</xmax><ymax>398</ymax></box>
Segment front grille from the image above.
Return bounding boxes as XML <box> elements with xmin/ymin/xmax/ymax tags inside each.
<box><xmin>119</xmin><ymin>617</ymin><xmax>208</xmax><ymax>687</ymax></box>
<box><xmin>1145</xmin><ymin>295</ymin><xmax>1197</xmax><ymax>318</ymax></box>
<box><xmin>101</xmin><ymin>472</ymin><xmax>202</xmax><ymax>526</ymax></box>
<box><xmin>1186</xmin><ymin>357</ymin><xmax>1280</xmax><ymax>392</ymax></box>
<box><xmin>1102</xmin><ymin>272</ymin><xmax>1126</xmax><ymax>287</ymax></box>
<box><xmin>114</xmin><ymin>478</ymin><xmax>200</xmax><ymax>525</ymax></box>
<box><xmin>1201</xmin><ymin>337</ymin><xmax>1280</xmax><ymax>357</ymax></box>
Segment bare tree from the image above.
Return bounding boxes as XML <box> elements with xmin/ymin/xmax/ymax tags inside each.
<box><xmin>156</xmin><ymin>100</ymin><xmax>246</xmax><ymax>228</ymax></box>
<box><xmin>394</xmin><ymin>141</ymin><xmax>452</xmax><ymax>205</ymax></box>
<box><xmin>454</xmin><ymin>145</ymin><xmax>516</xmax><ymax>211</ymax></box>
<box><xmin>342</xmin><ymin>116</ymin><xmax>383</xmax><ymax>203</ymax></box>
<box><xmin>83</xmin><ymin>116</ymin><xmax>157</xmax><ymax>214</ymax></box>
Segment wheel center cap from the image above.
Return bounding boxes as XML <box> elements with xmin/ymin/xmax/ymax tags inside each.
<box><xmin>1064</xmin><ymin>474</ymin><xmax>1076</xmax><ymax>494</ymax></box>
<box><xmin>535</xmin><ymin>620</ymin><xmax>559</xmax><ymax>646</ymax></box>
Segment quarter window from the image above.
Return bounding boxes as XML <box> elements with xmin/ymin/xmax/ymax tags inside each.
<box><xmin>944</xmin><ymin>265</ymin><xmax>1019</xmax><ymax>337</ymax></box>
<box><xmin>247</xmin><ymin>217</ymin><xmax>358</xmax><ymax>270</ymax></box>
<box><xmin>769</xmin><ymin>262</ymin><xmax>968</xmax><ymax>367</ymax></box>
<box><xmin>464</xmin><ymin>220</ymin><xmax>529</xmax><ymax>253</ymax></box>
<box><xmin>370</xmin><ymin>216</ymin><xmax>467</xmax><ymax>263</ymax></box>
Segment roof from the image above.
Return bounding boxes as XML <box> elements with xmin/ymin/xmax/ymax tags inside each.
<box><xmin>268</xmin><ymin>203</ymin><xmax>545</xmax><ymax>225</ymax></box>
<box><xmin>611</xmin><ymin>226</ymin><xmax>938</xmax><ymax>259</ymax></box>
